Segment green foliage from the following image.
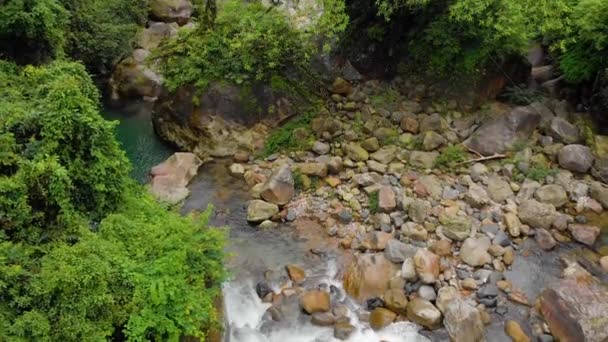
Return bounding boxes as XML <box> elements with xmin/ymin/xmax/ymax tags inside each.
<box><xmin>434</xmin><ymin>145</ymin><xmax>466</xmax><ymax>169</ymax></box>
<box><xmin>261</xmin><ymin>111</ymin><xmax>316</xmax><ymax>157</ymax></box>
<box><xmin>0</xmin><ymin>0</ymin><xmax>68</xmax><ymax>64</ymax></box>
<box><xmin>524</xmin><ymin>165</ymin><xmax>557</xmax><ymax>181</ymax></box>
<box><xmin>500</xmin><ymin>86</ymin><xmax>542</xmax><ymax>106</ymax></box>
<box><xmin>556</xmin><ymin>0</ymin><xmax>608</xmax><ymax>82</ymax></box>
<box><xmin>368</xmin><ymin>191</ymin><xmax>380</xmax><ymax>214</ymax></box>
<box><xmin>157</xmin><ymin>0</ymin><xmax>314</xmax><ymax>92</ymax></box>
<box><xmin>371</xmin><ymin>0</ymin><xmax>607</xmax><ymax>82</ymax></box>
<box><xmin>0</xmin><ymin>61</ymin><xmax>226</xmax><ymax>341</ymax></box>
<box><xmin>370</xmin><ymin>87</ymin><xmax>401</xmax><ymax>111</ymax></box>
<box><xmin>60</xmin><ymin>0</ymin><xmax>149</xmax><ymax>74</ymax></box>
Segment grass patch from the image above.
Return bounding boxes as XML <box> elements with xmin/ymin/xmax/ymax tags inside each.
<box><xmin>261</xmin><ymin>111</ymin><xmax>316</xmax><ymax>157</ymax></box>
<box><xmin>370</xmin><ymin>87</ymin><xmax>401</xmax><ymax>110</ymax></box>
<box><xmin>434</xmin><ymin>145</ymin><xmax>466</xmax><ymax>169</ymax></box>
<box><xmin>369</xmin><ymin>191</ymin><xmax>379</xmax><ymax>214</ymax></box>
<box><xmin>522</xmin><ymin>165</ymin><xmax>558</xmax><ymax>182</ymax></box>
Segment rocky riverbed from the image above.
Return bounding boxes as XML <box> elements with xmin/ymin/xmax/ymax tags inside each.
<box><xmin>204</xmin><ymin>77</ymin><xmax>608</xmax><ymax>341</ymax></box>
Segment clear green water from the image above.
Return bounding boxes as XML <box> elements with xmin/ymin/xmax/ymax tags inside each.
<box><xmin>101</xmin><ymin>104</ymin><xmax>174</xmax><ymax>183</ymax></box>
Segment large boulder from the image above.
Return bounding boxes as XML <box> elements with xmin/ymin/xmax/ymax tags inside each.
<box><xmin>343</xmin><ymin>253</ymin><xmax>398</xmax><ymax>302</ymax></box>
<box><xmin>558</xmin><ymin>145</ymin><xmax>594</xmax><ymax>173</ymax></box>
<box><xmin>260</xmin><ymin>164</ymin><xmax>295</xmax><ymax>205</ymax></box>
<box><xmin>153</xmin><ymin>83</ymin><xmax>274</xmax><ymax>159</ymax></box>
<box><xmin>109</xmin><ymin>50</ymin><xmax>162</xmax><ymax>100</ymax></box>
<box><xmin>406</xmin><ymin>298</ymin><xmax>442</xmax><ymax>330</ymax></box>
<box><xmin>149</xmin><ymin>152</ymin><xmax>202</xmax><ymax>204</ymax></box>
<box><xmin>534</xmin><ymin>184</ymin><xmax>568</xmax><ymax>208</ymax></box>
<box><xmin>443</xmin><ymin>299</ymin><xmax>485</xmax><ymax>342</ymax></box>
<box><xmin>539</xmin><ymin>278</ymin><xmax>608</xmax><ymax>342</ymax></box>
<box><xmin>518</xmin><ymin>199</ymin><xmax>557</xmax><ymax>229</ymax></box>
<box><xmin>247</xmin><ymin>200</ymin><xmax>279</xmax><ymax>223</ymax></box>
<box><xmin>547</xmin><ymin>117</ymin><xmax>580</xmax><ymax>144</ymax></box>
<box><xmin>150</xmin><ymin>0</ymin><xmax>193</xmax><ymax>25</ymax></box>
<box><xmin>464</xmin><ymin>106</ymin><xmax>541</xmax><ymax>156</ymax></box>
<box><xmin>138</xmin><ymin>22</ymin><xmax>179</xmax><ymax>50</ymax></box>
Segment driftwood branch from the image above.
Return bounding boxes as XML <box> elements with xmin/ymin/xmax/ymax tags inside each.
<box><xmin>457</xmin><ymin>153</ymin><xmax>507</xmax><ymax>165</ymax></box>
<box><xmin>463</xmin><ymin>144</ymin><xmax>484</xmax><ymax>158</ymax></box>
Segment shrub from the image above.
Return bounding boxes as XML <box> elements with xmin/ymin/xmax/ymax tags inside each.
<box><xmin>0</xmin><ymin>61</ymin><xmax>226</xmax><ymax>341</ymax></box>
<box><xmin>261</xmin><ymin>111</ymin><xmax>316</xmax><ymax>157</ymax></box>
<box><xmin>156</xmin><ymin>0</ymin><xmax>314</xmax><ymax>93</ymax></box>
<box><xmin>434</xmin><ymin>145</ymin><xmax>466</xmax><ymax>169</ymax></box>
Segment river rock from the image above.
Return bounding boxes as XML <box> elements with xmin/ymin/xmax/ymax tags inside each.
<box><xmin>436</xmin><ymin>286</ymin><xmax>460</xmax><ymax>313</ymax></box>
<box><xmin>332</xmin><ymin>77</ymin><xmax>353</xmax><ymax>95</ymax></box>
<box><xmin>444</xmin><ymin>299</ymin><xmax>485</xmax><ymax>342</ymax></box>
<box><xmin>150</xmin><ymin>0</ymin><xmax>193</xmax><ymax>25</ymax></box>
<box><xmin>371</xmin><ymin>145</ymin><xmax>397</xmax><ymax>164</ymax></box>
<box><xmin>569</xmin><ymin>224</ymin><xmax>600</xmax><ymax>246</ymax></box>
<box><xmin>422</xmin><ymin>131</ymin><xmax>446</xmax><ymax>151</ymax></box>
<box><xmin>311</xmin><ymin>312</ymin><xmax>336</xmax><ymax>326</ymax></box>
<box><xmin>420</xmin><ymin>113</ymin><xmax>446</xmax><ymax>133</ymax></box>
<box><xmin>534</xmin><ymin>184</ymin><xmax>568</xmax><ymax>207</ymax></box>
<box><xmin>383</xmin><ymin>289</ymin><xmax>408</xmax><ymax>315</ymax></box>
<box><xmin>505</xmin><ymin>320</ymin><xmax>531</xmax><ymax>342</ymax></box>
<box><xmin>464</xmin><ymin>106</ymin><xmax>541</xmax><ymax>156</ymax></box>
<box><xmin>558</xmin><ymin>144</ymin><xmax>594</xmax><ymax>173</ymax></box>
<box><xmin>487</xmin><ymin>176</ymin><xmax>514</xmax><ymax>203</ymax></box>
<box><xmin>439</xmin><ymin>207</ymin><xmax>472</xmax><ymax>241</ymax></box>
<box><xmin>312</xmin><ymin>141</ymin><xmax>330</xmax><ymax>155</ymax></box>
<box><xmin>503</xmin><ymin>212</ymin><xmax>522</xmax><ymax>237</ymax></box>
<box><xmin>343</xmin><ymin>253</ymin><xmax>398</xmax><ymax>302</ymax></box>
<box><xmin>344</xmin><ymin>142</ymin><xmax>369</xmax><ymax>161</ymax></box>
<box><xmin>385</xmin><ymin>240</ymin><xmax>417</xmax><ymax>263</ymax></box>
<box><xmin>409</xmin><ymin>151</ymin><xmax>439</xmax><ymax>169</ymax></box>
<box><xmin>401</xmin><ymin>115</ymin><xmax>419</xmax><ymax>134</ymax></box>
<box><xmin>414</xmin><ymin>175</ymin><xmax>443</xmax><ymax>200</ymax></box>
<box><xmin>406</xmin><ymin>298</ymin><xmax>442</xmax><ymax>330</ymax></box>
<box><xmin>334</xmin><ymin>322</ymin><xmax>355</xmax><ymax>340</ymax></box>
<box><xmin>295</xmin><ymin>162</ymin><xmax>328</xmax><ymax>178</ymax></box>
<box><xmin>361</xmin><ymin>137</ymin><xmax>380</xmax><ymax>152</ymax></box>
<box><xmin>518</xmin><ymin>199</ymin><xmax>557</xmax><ymax>229</ymax></box>
<box><xmin>409</xmin><ymin>199</ymin><xmax>431</xmax><ymax>223</ymax></box>
<box><xmin>378</xmin><ymin>186</ymin><xmax>396</xmax><ymax>212</ymax></box>
<box><xmin>414</xmin><ymin>249</ymin><xmax>440</xmax><ymax>284</ymax></box>
<box><xmin>465</xmin><ymin>183</ymin><xmax>491</xmax><ymax>208</ymax></box>
<box><xmin>369</xmin><ymin>308</ymin><xmax>397</xmax><ymax>330</ymax></box>
<box><xmin>547</xmin><ymin>117</ymin><xmax>580</xmax><ymax>144</ymax></box>
<box><xmin>300</xmin><ymin>290</ymin><xmax>330</xmax><ymax>314</ymax></box>
<box><xmin>460</xmin><ymin>236</ymin><xmax>492</xmax><ymax>267</ymax></box>
<box><xmin>285</xmin><ymin>264</ymin><xmax>306</xmax><ymax>283</ymax></box>
<box><xmin>247</xmin><ymin>200</ymin><xmax>279</xmax><ymax>223</ymax></box>
<box><xmin>260</xmin><ymin>164</ymin><xmax>295</xmax><ymax>205</ymax></box>
<box><xmin>590</xmin><ymin>181</ymin><xmax>608</xmax><ymax>208</ymax></box>
<box><xmin>401</xmin><ymin>258</ymin><xmax>417</xmax><ymax>281</ymax></box>
<box><xmin>535</xmin><ymin>228</ymin><xmax>556</xmax><ymax>250</ymax></box>
<box><xmin>149</xmin><ymin>152</ymin><xmax>202</xmax><ymax>204</ymax></box>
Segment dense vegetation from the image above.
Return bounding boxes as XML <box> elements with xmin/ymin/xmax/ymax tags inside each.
<box><xmin>345</xmin><ymin>0</ymin><xmax>607</xmax><ymax>83</ymax></box>
<box><xmin>156</xmin><ymin>0</ymin><xmax>348</xmax><ymax>93</ymax></box>
<box><xmin>0</xmin><ymin>61</ymin><xmax>226</xmax><ymax>340</ymax></box>
<box><xmin>0</xmin><ymin>0</ymin><xmax>147</xmax><ymax>74</ymax></box>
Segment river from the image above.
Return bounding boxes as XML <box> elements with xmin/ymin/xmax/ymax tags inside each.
<box><xmin>102</xmin><ymin>104</ymin><xmax>429</xmax><ymax>342</ymax></box>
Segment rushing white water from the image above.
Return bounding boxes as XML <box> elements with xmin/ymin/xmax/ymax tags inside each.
<box><xmin>223</xmin><ymin>260</ymin><xmax>430</xmax><ymax>342</ymax></box>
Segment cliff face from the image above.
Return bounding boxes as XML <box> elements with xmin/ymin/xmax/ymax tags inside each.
<box><xmin>151</xmin><ymin>82</ymin><xmax>298</xmax><ymax>159</ymax></box>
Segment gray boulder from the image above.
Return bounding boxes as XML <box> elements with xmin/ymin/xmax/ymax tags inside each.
<box><xmin>547</xmin><ymin>117</ymin><xmax>580</xmax><ymax>144</ymax></box>
<box><xmin>464</xmin><ymin>106</ymin><xmax>541</xmax><ymax>156</ymax></box>
<box><xmin>558</xmin><ymin>144</ymin><xmax>594</xmax><ymax>173</ymax></box>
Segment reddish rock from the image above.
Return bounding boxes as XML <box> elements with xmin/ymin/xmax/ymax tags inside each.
<box><xmin>414</xmin><ymin>249</ymin><xmax>440</xmax><ymax>284</ymax></box>
<box><xmin>378</xmin><ymin>186</ymin><xmax>396</xmax><ymax>212</ymax></box>
<box><xmin>343</xmin><ymin>253</ymin><xmax>398</xmax><ymax>302</ymax></box>
<box><xmin>400</xmin><ymin>115</ymin><xmax>419</xmax><ymax>134</ymax></box>
<box><xmin>535</xmin><ymin>228</ymin><xmax>556</xmax><ymax>250</ymax></box>
<box><xmin>569</xmin><ymin>224</ymin><xmax>600</xmax><ymax>246</ymax></box>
